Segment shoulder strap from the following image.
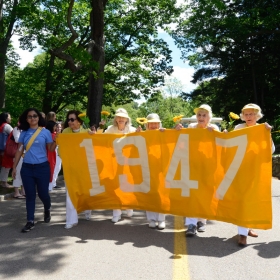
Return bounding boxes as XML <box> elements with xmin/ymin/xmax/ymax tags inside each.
<box><xmin>25</xmin><ymin>127</ymin><xmax>43</xmax><ymax>153</ymax></box>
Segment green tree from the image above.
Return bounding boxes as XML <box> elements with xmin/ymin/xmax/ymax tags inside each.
<box><xmin>172</xmin><ymin>0</ymin><xmax>280</xmax><ymax>123</ymax></box>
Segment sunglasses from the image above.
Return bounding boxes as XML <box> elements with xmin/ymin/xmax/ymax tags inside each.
<box><xmin>67</xmin><ymin>118</ymin><xmax>77</xmax><ymax>122</ymax></box>
<box><xmin>27</xmin><ymin>114</ymin><xmax>38</xmax><ymax>119</ymax></box>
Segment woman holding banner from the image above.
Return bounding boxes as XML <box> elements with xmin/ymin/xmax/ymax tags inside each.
<box><xmin>103</xmin><ymin>108</ymin><xmax>136</xmax><ymax>223</ymax></box>
<box><xmin>176</xmin><ymin>104</ymin><xmax>219</xmax><ymax>236</ymax></box>
<box><xmin>234</xmin><ymin>103</ymin><xmax>275</xmax><ymax>246</ymax></box>
<box><xmin>136</xmin><ymin>113</ymin><xmax>166</xmax><ymax>230</ymax></box>
<box><xmin>62</xmin><ymin>110</ymin><xmax>92</xmax><ymax>229</ymax></box>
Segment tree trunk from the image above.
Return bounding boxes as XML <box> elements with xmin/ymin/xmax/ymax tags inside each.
<box><xmin>0</xmin><ymin>0</ymin><xmax>18</xmax><ymax>108</ymax></box>
<box><xmin>42</xmin><ymin>53</ymin><xmax>55</xmax><ymax>114</ymax></box>
<box><xmin>0</xmin><ymin>46</ymin><xmax>6</xmax><ymax>108</ymax></box>
<box><xmin>87</xmin><ymin>0</ymin><xmax>106</xmax><ymax>127</ymax></box>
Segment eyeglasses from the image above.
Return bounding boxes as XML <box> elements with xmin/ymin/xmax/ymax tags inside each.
<box><xmin>67</xmin><ymin>118</ymin><xmax>76</xmax><ymax>122</ymax></box>
<box><xmin>244</xmin><ymin>113</ymin><xmax>255</xmax><ymax>117</ymax></box>
<box><xmin>27</xmin><ymin>114</ymin><xmax>38</xmax><ymax>119</ymax></box>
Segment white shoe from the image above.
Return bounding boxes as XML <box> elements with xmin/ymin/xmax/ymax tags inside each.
<box><xmin>126</xmin><ymin>209</ymin><xmax>133</xmax><ymax>217</ymax></box>
<box><xmin>64</xmin><ymin>223</ymin><xmax>78</xmax><ymax>229</ymax></box>
<box><xmin>158</xmin><ymin>221</ymin><xmax>165</xmax><ymax>230</ymax></box>
<box><xmin>85</xmin><ymin>211</ymin><xmax>91</xmax><ymax>221</ymax></box>
<box><xmin>149</xmin><ymin>221</ymin><xmax>157</xmax><ymax>228</ymax></box>
<box><xmin>111</xmin><ymin>216</ymin><xmax>121</xmax><ymax>223</ymax></box>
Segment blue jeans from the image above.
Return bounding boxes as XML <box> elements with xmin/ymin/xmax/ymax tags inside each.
<box><xmin>21</xmin><ymin>161</ymin><xmax>51</xmax><ymax>221</ymax></box>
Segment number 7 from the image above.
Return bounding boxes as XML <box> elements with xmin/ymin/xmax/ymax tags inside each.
<box><xmin>215</xmin><ymin>135</ymin><xmax>247</xmax><ymax>200</ymax></box>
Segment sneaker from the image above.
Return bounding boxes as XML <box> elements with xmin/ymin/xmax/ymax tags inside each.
<box><xmin>186</xmin><ymin>224</ymin><xmax>197</xmax><ymax>236</ymax></box>
<box><xmin>85</xmin><ymin>211</ymin><xmax>91</xmax><ymax>221</ymax></box>
<box><xmin>158</xmin><ymin>221</ymin><xmax>166</xmax><ymax>230</ymax></box>
<box><xmin>197</xmin><ymin>221</ymin><xmax>206</xmax><ymax>232</ymax></box>
<box><xmin>21</xmin><ymin>221</ymin><xmax>35</xmax><ymax>232</ymax></box>
<box><xmin>44</xmin><ymin>210</ymin><xmax>51</xmax><ymax>223</ymax></box>
<box><xmin>149</xmin><ymin>221</ymin><xmax>157</xmax><ymax>228</ymax></box>
<box><xmin>111</xmin><ymin>216</ymin><xmax>121</xmax><ymax>223</ymax></box>
<box><xmin>64</xmin><ymin>223</ymin><xmax>78</xmax><ymax>229</ymax></box>
<box><xmin>126</xmin><ymin>209</ymin><xmax>133</xmax><ymax>217</ymax></box>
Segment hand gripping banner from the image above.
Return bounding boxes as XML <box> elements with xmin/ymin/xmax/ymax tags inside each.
<box><xmin>58</xmin><ymin>124</ymin><xmax>272</xmax><ymax>229</ymax></box>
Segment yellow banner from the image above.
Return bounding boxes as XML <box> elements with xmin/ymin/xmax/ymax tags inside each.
<box><xmin>58</xmin><ymin>124</ymin><xmax>272</xmax><ymax>229</ymax></box>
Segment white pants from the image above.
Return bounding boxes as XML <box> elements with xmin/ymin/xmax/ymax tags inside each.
<box><xmin>113</xmin><ymin>209</ymin><xmax>133</xmax><ymax>217</ymax></box>
<box><xmin>238</xmin><ymin>226</ymin><xmax>249</xmax><ymax>236</ymax></box>
<box><xmin>52</xmin><ymin>155</ymin><xmax>62</xmax><ymax>185</ymax></box>
<box><xmin>185</xmin><ymin>218</ymin><xmax>207</xmax><ymax>226</ymax></box>
<box><xmin>66</xmin><ymin>190</ymin><xmax>91</xmax><ymax>226</ymax></box>
<box><xmin>13</xmin><ymin>157</ymin><xmax>23</xmax><ymax>187</ymax></box>
<box><xmin>49</xmin><ymin>154</ymin><xmax>62</xmax><ymax>191</ymax></box>
<box><xmin>146</xmin><ymin>211</ymin><xmax>165</xmax><ymax>222</ymax></box>
<box><xmin>0</xmin><ymin>167</ymin><xmax>10</xmax><ymax>182</ymax></box>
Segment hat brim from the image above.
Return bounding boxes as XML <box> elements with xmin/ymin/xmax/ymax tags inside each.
<box><xmin>242</xmin><ymin>105</ymin><xmax>260</xmax><ymax>112</ymax></box>
<box><xmin>147</xmin><ymin>119</ymin><xmax>161</xmax><ymax>123</ymax></box>
<box><xmin>194</xmin><ymin>107</ymin><xmax>210</xmax><ymax>114</ymax></box>
<box><xmin>115</xmin><ymin>113</ymin><xmax>129</xmax><ymax>118</ymax></box>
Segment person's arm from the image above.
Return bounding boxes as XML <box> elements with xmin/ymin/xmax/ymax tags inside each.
<box><xmin>12</xmin><ymin>144</ymin><xmax>24</xmax><ymax>179</ymax></box>
<box><xmin>13</xmin><ymin>127</ymin><xmax>21</xmax><ymax>143</ymax></box>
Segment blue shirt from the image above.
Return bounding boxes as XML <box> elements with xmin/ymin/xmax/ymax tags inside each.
<box><xmin>19</xmin><ymin>128</ymin><xmax>53</xmax><ymax>164</ymax></box>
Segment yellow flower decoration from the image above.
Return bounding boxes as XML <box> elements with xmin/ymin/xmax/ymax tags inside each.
<box><xmin>136</xmin><ymin>118</ymin><xmax>148</xmax><ymax>125</ymax></box>
<box><xmin>173</xmin><ymin>115</ymin><xmax>184</xmax><ymax>123</ymax></box>
<box><xmin>101</xmin><ymin>110</ymin><xmax>110</xmax><ymax>116</ymax></box>
<box><xmin>221</xmin><ymin>112</ymin><xmax>240</xmax><ymax>132</ymax></box>
<box><xmin>78</xmin><ymin>112</ymin><xmax>90</xmax><ymax>128</ymax></box>
<box><xmin>229</xmin><ymin>112</ymin><xmax>240</xmax><ymax>120</ymax></box>
<box><xmin>78</xmin><ymin>113</ymin><xmax>86</xmax><ymax>118</ymax></box>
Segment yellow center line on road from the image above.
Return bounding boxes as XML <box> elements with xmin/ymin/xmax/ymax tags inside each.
<box><xmin>173</xmin><ymin>216</ymin><xmax>190</xmax><ymax>280</ymax></box>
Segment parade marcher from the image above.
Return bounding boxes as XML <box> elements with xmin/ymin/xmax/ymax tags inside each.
<box><xmin>103</xmin><ymin>108</ymin><xmax>136</xmax><ymax>223</ymax></box>
<box><xmin>137</xmin><ymin>113</ymin><xmax>166</xmax><ymax>229</ymax></box>
<box><xmin>0</xmin><ymin>112</ymin><xmax>13</xmax><ymax>188</ymax></box>
<box><xmin>52</xmin><ymin>122</ymin><xmax>62</xmax><ymax>189</ymax></box>
<box><xmin>12</xmin><ymin>108</ymin><xmax>57</xmax><ymax>232</ymax></box>
<box><xmin>46</xmin><ymin>121</ymin><xmax>57</xmax><ymax>191</ymax></box>
<box><xmin>233</xmin><ymin>103</ymin><xmax>275</xmax><ymax>246</ymax></box>
<box><xmin>61</xmin><ymin>110</ymin><xmax>92</xmax><ymax>229</ymax></box>
<box><xmin>12</xmin><ymin>125</ymin><xmax>25</xmax><ymax>198</ymax></box>
<box><xmin>175</xmin><ymin>104</ymin><xmax>219</xmax><ymax>236</ymax></box>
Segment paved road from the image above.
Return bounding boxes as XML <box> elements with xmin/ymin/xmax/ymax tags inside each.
<box><xmin>0</xmin><ymin>179</ymin><xmax>279</xmax><ymax>280</ymax></box>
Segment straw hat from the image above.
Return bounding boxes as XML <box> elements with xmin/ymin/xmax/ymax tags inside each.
<box><xmin>193</xmin><ymin>104</ymin><xmax>212</xmax><ymax>114</ymax></box>
<box><xmin>146</xmin><ymin>113</ymin><xmax>161</xmax><ymax>123</ymax></box>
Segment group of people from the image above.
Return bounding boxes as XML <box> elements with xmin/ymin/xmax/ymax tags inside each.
<box><xmin>6</xmin><ymin>102</ymin><xmax>274</xmax><ymax>247</ymax></box>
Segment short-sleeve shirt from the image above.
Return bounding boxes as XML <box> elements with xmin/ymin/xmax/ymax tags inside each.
<box><xmin>19</xmin><ymin>128</ymin><xmax>53</xmax><ymax>164</ymax></box>
<box><xmin>188</xmin><ymin>122</ymin><xmax>220</xmax><ymax>131</ymax></box>
<box><xmin>104</xmin><ymin>125</ymin><xmax>136</xmax><ymax>134</ymax></box>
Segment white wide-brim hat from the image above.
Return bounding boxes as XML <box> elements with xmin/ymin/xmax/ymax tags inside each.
<box><xmin>146</xmin><ymin>113</ymin><xmax>161</xmax><ymax>123</ymax></box>
<box><xmin>193</xmin><ymin>104</ymin><xmax>212</xmax><ymax>114</ymax></box>
<box><xmin>115</xmin><ymin>108</ymin><xmax>129</xmax><ymax>118</ymax></box>
<box><xmin>241</xmin><ymin>103</ymin><xmax>261</xmax><ymax>112</ymax></box>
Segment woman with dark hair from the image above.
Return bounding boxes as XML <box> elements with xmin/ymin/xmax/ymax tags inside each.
<box><xmin>0</xmin><ymin>112</ymin><xmax>13</xmax><ymax>188</ymax></box>
<box><xmin>12</xmin><ymin>108</ymin><xmax>57</xmax><ymax>232</ymax></box>
<box><xmin>46</xmin><ymin>121</ymin><xmax>57</xmax><ymax>191</ymax></box>
<box><xmin>62</xmin><ymin>110</ymin><xmax>92</xmax><ymax>229</ymax></box>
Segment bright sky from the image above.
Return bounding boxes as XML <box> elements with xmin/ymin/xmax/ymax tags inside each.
<box><xmin>12</xmin><ymin>31</ymin><xmax>197</xmax><ymax>95</ymax></box>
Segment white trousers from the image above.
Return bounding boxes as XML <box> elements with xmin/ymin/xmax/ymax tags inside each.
<box><xmin>238</xmin><ymin>226</ymin><xmax>249</xmax><ymax>236</ymax></box>
<box><xmin>66</xmin><ymin>190</ymin><xmax>91</xmax><ymax>226</ymax></box>
<box><xmin>146</xmin><ymin>211</ymin><xmax>165</xmax><ymax>222</ymax></box>
<box><xmin>0</xmin><ymin>167</ymin><xmax>10</xmax><ymax>182</ymax></box>
<box><xmin>49</xmin><ymin>155</ymin><xmax>62</xmax><ymax>191</ymax></box>
<box><xmin>113</xmin><ymin>209</ymin><xmax>133</xmax><ymax>217</ymax></box>
<box><xmin>185</xmin><ymin>218</ymin><xmax>207</xmax><ymax>226</ymax></box>
<box><xmin>13</xmin><ymin>157</ymin><xmax>23</xmax><ymax>187</ymax></box>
